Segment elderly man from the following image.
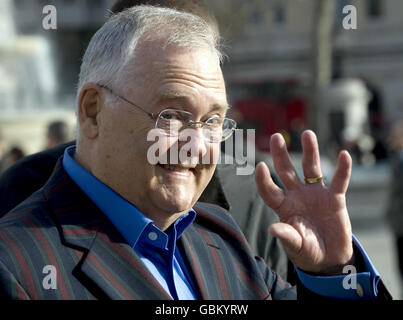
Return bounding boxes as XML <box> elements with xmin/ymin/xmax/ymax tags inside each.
<box><xmin>0</xmin><ymin>6</ymin><xmax>391</xmax><ymax>300</ymax></box>
<box><xmin>0</xmin><ymin>0</ymin><xmax>290</xmax><ymax>283</ymax></box>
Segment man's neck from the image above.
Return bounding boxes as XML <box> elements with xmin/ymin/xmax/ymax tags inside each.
<box><xmin>137</xmin><ymin>205</ymin><xmax>189</xmax><ymax>232</ymax></box>
<box><xmin>74</xmin><ymin>150</ymin><xmax>189</xmax><ymax>232</ymax></box>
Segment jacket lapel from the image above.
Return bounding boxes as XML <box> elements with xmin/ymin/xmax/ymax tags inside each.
<box><xmin>178</xmin><ymin>229</ymin><xmax>210</xmax><ymax>299</ymax></box>
<box><xmin>179</xmin><ymin>203</ymin><xmax>271</xmax><ymax>300</ymax></box>
<box><xmin>46</xmin><ymin>159</ymin><xmax>171</xmax><ymax>300</ymax></box>
<box><xmin>76</xmin><ymin>224</ymin><xmax>171</xmax><ymax>300</ymax></box>
<box><xmin>178</xmin><ymin>220</ymin><xmax>231</xmax><ymax>300</ymax></box>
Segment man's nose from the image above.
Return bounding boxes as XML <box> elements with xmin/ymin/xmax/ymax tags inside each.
<box><xmin>178</xmin><ymin>128</ymin><xmax>208</xmax><ymax>164</ymax></box>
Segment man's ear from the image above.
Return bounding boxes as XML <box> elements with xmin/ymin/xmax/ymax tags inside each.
<box><xmin>77</xmin><ymin>83</ymin><xmax>104</xmax><ymax>139</ymax></box>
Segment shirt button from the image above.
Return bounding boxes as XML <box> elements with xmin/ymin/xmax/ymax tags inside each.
<box><xmin>356</xmin><ymin>283</ymin><xmax>364</xmax><ymax>297</ymax></box>
<box><xmin>148</xmin><ymin>232</ymin><xmax>158</xmax><ymax>241</ymax></box>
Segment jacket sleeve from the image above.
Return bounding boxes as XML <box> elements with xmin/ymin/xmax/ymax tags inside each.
<box><xmin>254</xmin><ymin>256</ymin><xmax>297</xmax><ymax>300</ymax></box>
<box><xmin>386</xmin><ymin>157</ymin><xmax>403</xmax><ymax>236</ymax></box>
<box><xmin>254</xmin><ymin>244</ymin><xmax>393</xmax><ymax>300</ymax></box>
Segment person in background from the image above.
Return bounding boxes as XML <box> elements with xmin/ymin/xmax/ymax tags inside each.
<box><xmin>386</xmin><ymin>119</ymin><xmax>403</xmax><ymax>294</ymax></box>
<box><xmin>0</xmin><ymin>146</ymin><xmax>25</xmax><ymax>175</ymax></box>
<box><xmin>0</xmin><ymin>130</ymin><xmax>5</xmax><ymax>158</ymax></box>
<box><xmin>45</xmin><ymin>121</ymin><xmax>70</xmax><ymax>150</ymax></box>
<box><xmin>0</xmin><ymin>130</ymin><xmax>5</xmax><ymax>174</ymax></box>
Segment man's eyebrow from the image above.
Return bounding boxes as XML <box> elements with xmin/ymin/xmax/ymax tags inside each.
<box><xmin>212</xmin><ymin>103</ymin><xmax>231</xmax><ymax>112</ymax></box>
<box><xmin>158</xmin><ymin>91</ymin><xmax>230</xmax><ymax>111</ymax></box>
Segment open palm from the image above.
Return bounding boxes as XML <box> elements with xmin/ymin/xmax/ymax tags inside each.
<box><xmin>255</xmin><ymin>130</ymin><xmax>354</xmax><ymax>273</ymax></box>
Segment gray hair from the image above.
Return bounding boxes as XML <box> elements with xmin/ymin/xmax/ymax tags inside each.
<box><xmin>77</xmin><ymin>5</ymin><xmax>223</xmax><ymax>98</ymax></box>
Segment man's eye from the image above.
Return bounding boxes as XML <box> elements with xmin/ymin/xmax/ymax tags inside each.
<box><xmin>161</xmin><ymin>112</ymin><xmax>181</xmax><ymax>120</ymax></box>
<box><xmin>161</xmin><ymin>114</ymin><xmax>172</xmax><ymax>119</ymax></box>
<box><xmin>206</xmin><ymin>117</ymin><xmax>224</xmax><ymax>126</ymax></box>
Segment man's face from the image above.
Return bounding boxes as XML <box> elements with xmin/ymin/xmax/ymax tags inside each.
<box><xmin>92</xmin><ymin>41</ymin><xmax>228</xmax><ymax>225</ymax></box>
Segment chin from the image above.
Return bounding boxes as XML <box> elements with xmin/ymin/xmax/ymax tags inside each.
<box><xmin>153</xmin><ymin>191</ymin><xmax>196</xmax><ymax>215</ymax></box>
<box><xmin>163</xmin><ymin>198</ymin><xmax>194</xmax><ymax>214</ymax></box>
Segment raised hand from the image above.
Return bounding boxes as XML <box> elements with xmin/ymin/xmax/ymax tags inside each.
<box><xmin>255</xmin><ymin>130</ymin><xmax>354</xmax><ymax>274</ymax></box>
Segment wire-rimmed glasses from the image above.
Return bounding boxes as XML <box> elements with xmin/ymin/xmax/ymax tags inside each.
<box><xmin>99</xmin><ymin>84</ymin><xmax>237</xmax><ymax>143</ymax></box>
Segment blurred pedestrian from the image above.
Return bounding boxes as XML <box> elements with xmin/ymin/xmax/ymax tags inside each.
<box><xmin>45</xmin><ymin>120</ymin><xmax>69</xmax><ymax>149</ymax></box>
<box><xmin>0</xmin><ymin>131</ymin><xmax>5</xmax><ymax>174</ymax></box>
<box><xmin>386</xmin><ymin>119</ymin><xmax>403</xmax><ymax>290</ymax></box>
<box><xmin>0</xmin><ymin>129</ymin><xmax>4</xmax><ymax>155</ymax></box>
<box><xmin>0</xmin><ymin>130</ymin><xmax>4</xmax><ymax>158</ymax></box>
<box><xmin>0</xmin><ymin>146</ymin><xmax>25</xmax><ymax>174</ymax></box>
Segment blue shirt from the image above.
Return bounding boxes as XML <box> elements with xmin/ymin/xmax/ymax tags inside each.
<box><xmin>62</xmin><ymin>146</ymin><xmax>198</xmax><ymax>300</ymax></box>
<box><xmin>63</xmin><ymin>146</ymin><xmax>380</xmax><ymax>300</ymax></box>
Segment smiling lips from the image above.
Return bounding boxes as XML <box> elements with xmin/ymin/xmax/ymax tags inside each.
<box><xmin>158</xmin><ymin>163</ymin><xmax>196</xmax><ymax>176</ymax></box>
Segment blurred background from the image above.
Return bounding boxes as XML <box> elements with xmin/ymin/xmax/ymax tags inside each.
<box><xmin>1</xmin><ymin>0</ymin><xmax>403</xmax><ymax>298</ymax></box>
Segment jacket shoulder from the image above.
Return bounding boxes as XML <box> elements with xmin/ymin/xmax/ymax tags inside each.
<box><xmin>194</xmin><ymin>202</ymin><xmax>242</xmax><ymax>230</ymax></box>
<box><xmin>193</xmin><ymin>201</ymin><xmax>253</xmax><ymax>251</ymax></box>
<box><xmin>0</xmin><ymin>190</ymin><xmax>51</xmax><ymax>227</ymax></box>
<box><xmin>0</xmin><ymin>141</ymin><xmax>74</xmax><ymax>218</ymax></box>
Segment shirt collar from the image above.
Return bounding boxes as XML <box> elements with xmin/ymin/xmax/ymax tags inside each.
<box><xmin>62</xmin><ymin>145</ymin><xmax>196</xmax><ymax>248</ymax></box>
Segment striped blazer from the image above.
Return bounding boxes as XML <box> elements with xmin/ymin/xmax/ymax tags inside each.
<box><xmin>0</xmin><ymin>159</ymin><xmax>297</xmax><ymax>300</ymax></box>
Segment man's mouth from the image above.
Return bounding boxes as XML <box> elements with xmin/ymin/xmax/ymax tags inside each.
<box><xmin>157</xmin><ymin>163</ymin><xmax>196</xmax><ymax>175</ymax></box>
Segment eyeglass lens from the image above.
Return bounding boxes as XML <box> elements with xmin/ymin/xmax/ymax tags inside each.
<box><xmin>156</xmin><ymin>109</ymin><xmax>236</xmax><ymax>142</ymax></box>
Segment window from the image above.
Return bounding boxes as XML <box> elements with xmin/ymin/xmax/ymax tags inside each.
<box><xmin>273</xmin><ymin>0</ymin><xmax>286</xmax><ymax>25</ymax></box>
<box><xmin>245</xmin><ymin>0</ymin><xmax>267</xmax><ymax>33</ymax></box>
<box><xmin>247</xmin><ymin>7</ymin><xmax>265</xmax><ymax>30</ymax></box>
<box><xmin>368</xmin><ymin>0</ymin><xmax>383</xmax><ymax>18</ymax></box>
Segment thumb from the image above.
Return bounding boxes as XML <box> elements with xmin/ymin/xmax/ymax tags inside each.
<box><xmin>269</xmin><ymin>223</ymin><xmax>303</xmax><ymax>262</ymax></box>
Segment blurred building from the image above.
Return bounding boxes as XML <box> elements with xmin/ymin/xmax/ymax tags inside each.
<box><xmin>206</xmin><ymin>0</ymin><xmax>403</xmax><ymax>154</ymax></box>
<box><xmin>8</xmin><ymin>0</ymin><xmax>403</xmax><ymax>120</ymax></box>
<box><xmin>13</xmin><ymin>0</ymin><xmax>115</xmax><ymax>101</ymax></box>
<box><xmin>0</xmin><ymin>0</ymin><xmax>113</xmax><ymax>154</ymax></box>
<box><xmin>2</xmin><ymin>0</ymin><xmax>402</xmax><ymax>156</ymax></box>
<box><xmin>207</xmin><ymin>0</ymin><xmax>403</xmax><ymax>118</ymax></box>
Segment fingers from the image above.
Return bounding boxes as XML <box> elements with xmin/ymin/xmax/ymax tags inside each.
<box><xmin>255</xmin><ymin>162</ymin><xmax>284</xmax><ymax>210</ymax></box>
<box><xmin>329</xmin><ymin>150</ymin><xmax>352</xmax><ymax>194</ymax></box>
<box><xmin>270</xmin><ymin>133</ymin><xmax>302</xmax><ymax>190</ymax></box>
<box><xmin>301</xmin><ymin>130</ymin><xmax>323</xmax><ymax>183</ymax></box>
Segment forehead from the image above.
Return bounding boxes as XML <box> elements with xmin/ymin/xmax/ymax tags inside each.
<box><xmin>126</xmin><ymin>40</ymin><xmax>228</xmax><ymax>110</ymax></box>
<box><xmin>133</xmin><ymin>38</ymin><xmax>222</xmax><ymax>71</ymax></box>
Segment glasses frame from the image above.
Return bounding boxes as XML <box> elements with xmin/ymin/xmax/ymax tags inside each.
<box><xmin>98</xmin><ymin>84</ymin><xmax>237</xmax><ymax>142</ymax></box>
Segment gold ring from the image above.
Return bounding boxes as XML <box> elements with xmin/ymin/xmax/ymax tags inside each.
<box><xmin>304</xmin><ymin>176</ymin><xmax>323</xmax><ymax>184</ymax></box>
